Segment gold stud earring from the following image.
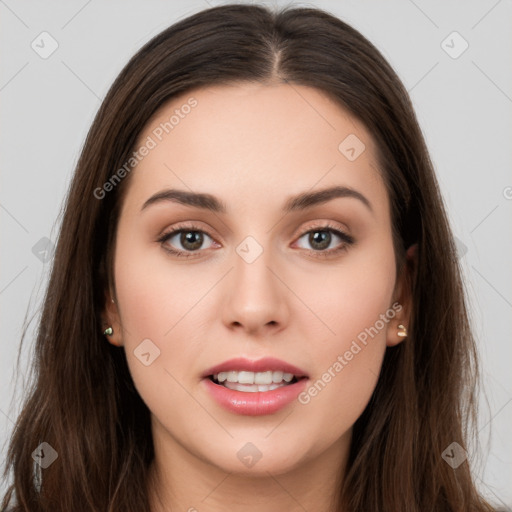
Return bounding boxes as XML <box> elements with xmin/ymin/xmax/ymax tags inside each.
<box><xmin>103</xmin><ymin>326</ymin><xmax>113</xmax><ymax>336</ymax></box>
<box><xmin>397</xmin><ymin>324</ymin><xmax>407</xmax><ymax>338</ymax></box>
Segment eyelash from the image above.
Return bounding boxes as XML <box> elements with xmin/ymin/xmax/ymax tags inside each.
<box><xmin>157</xmin><ymin>222</ymin><xmax>355</xmax><ymax>259</ymax></box>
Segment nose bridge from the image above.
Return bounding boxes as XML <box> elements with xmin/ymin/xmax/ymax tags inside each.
<box><xmin>221</xmin><ymin>232</ymin><xmax>289</xmax><ymax>332</ymax></box>
<box><xmin>233</xmin><ymin>233</ymin><xmax>278</xmax><ymax>298</ymax></box>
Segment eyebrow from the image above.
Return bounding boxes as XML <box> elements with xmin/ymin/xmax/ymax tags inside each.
<box><xmin>140</xmin><ymin>185</ymin><xmax>373</xmax><ymax>214</ymax></box>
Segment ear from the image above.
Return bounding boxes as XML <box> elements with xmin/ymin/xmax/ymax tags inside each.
<box><xmin>101</xmin><ymin>289</ymin><xmax>123</xmax><ymax>347</ymax></box>
<box><xmin>386</xmin><ymin>243</ymin><xmax>417</xmax><ymax>347</ymax></box>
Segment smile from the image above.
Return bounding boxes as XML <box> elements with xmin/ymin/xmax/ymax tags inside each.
<box><xmin>209</xmin><ymin>370</ymin><xmax>301</xmax><ymax>392</ymax></box>
<box><xmin>201</xmin><ymin>357</ymin><xmax>309</xmax><ymax>415</ymax></box>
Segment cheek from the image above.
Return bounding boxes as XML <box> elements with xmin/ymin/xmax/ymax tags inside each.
<box><xmin>295</xmin><ymin>300</ymin><xmax>391</xmax><ymax>447</ymax></box>
<box><xmin>114</xmin><ymin>230</ymin><xmax>191</xmax><ymax>338</ymax></box>
<box><xmin>113</xmin><ymin>233</ymin><xmax>201</xmax><ymax>401</ymax></box>
<box><xmin>113</xmin><ymin>227</ymin><xmax>238</xmax><ymax>423</ymax></box>
<box><xmin>295</xmin><ymin>239</ymin><xmax>395</xmax><ymax>427</ymax></box>
<box><xmin>296</xmin><ymin>342</ymin><xmax>385</xmax><ymax>450</ymax></box>
<box><xmin>304</xmin><ymin>233</ymin><xmax>396</xmax><ymax>347</ymax></box>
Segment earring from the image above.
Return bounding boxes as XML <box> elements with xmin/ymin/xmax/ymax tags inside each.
<box><xmin>104</xmin><ymin>326</ymin><xmax>113</xmax><ymax>336</ymax></box>
<box><xmin>397</xmin><ymin>324</ymin><xmax>407</xmax><ymax>338</ymax></box>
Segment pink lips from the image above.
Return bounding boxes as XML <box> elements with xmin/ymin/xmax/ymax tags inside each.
<box><xmin>201</xmin><ymin>357</ymin><xmax>309</xmax><ymax>379</ymax></box>
<box><xmin>201</xmin><ymin>357</ymin><xmax>309</xmax><ymax>416</ymax></box>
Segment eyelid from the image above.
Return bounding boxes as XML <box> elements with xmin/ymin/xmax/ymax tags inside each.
<box><xmin>157</xmin><ymin>220</ymin><xmax>354</xmax><ymax>258</ymax></box>
<box><xmin>291</xmin><ymin>221</ymin><xmax>355</xmax><ymax>256</ymax></box>
<box><xmin>157</xmin><ymin>221</ymin><xmax>218</xmax><ymax>247</ymax></box>
<box><xmin>293</xmin><ymin>219</ymin><xmax>351</xmax><ymax>239</ymax></box>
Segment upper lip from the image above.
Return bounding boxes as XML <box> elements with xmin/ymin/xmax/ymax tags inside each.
<box><xmin>201</xmin><ymin>357</ymin><xmax>309</xmax><ymax>379</ymax></box>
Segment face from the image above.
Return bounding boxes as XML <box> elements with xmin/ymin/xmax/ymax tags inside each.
<box><xmin>103</xmin><ymin>82</ymin><xmax>411</xmax><ymax>478</ymax></box>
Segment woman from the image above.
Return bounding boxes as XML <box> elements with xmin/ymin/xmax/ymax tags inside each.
<box><xmin>1</xmin><ymin>3</ymin><xmax>499</xmax><ymax>511</ymax></box>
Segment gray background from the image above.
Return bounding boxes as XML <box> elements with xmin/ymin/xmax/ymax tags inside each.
<box><xmin>1</xmin><ymin>0</ymin><xmax>511</xmax><ymax>507</ymax></box>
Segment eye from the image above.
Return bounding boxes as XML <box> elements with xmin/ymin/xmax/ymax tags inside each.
<box><xmin>157</xmin><ymin>223</ymin><xmax>217</xmax><ymax>258</ymax></box>
<box><xmin>294</xmin><ymin>223</ymin><xmax>355</xmax><ymax>258</ymax></box>
<box><xmin>157</xmin><ymin>221</ymin><xmax>355</xmax><ymax>259</ymax></box>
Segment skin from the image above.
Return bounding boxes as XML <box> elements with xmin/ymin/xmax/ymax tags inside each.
<box><xmin>103</xmin><ymin>82</ymin><xmax>415</xmax><ymax>512</ymax></box>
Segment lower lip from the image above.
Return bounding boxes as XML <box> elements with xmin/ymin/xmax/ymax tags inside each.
<box><xmin>202</xmin><ymin>377</ymin><xmax>309</xmax><ymax>416</ymax></box>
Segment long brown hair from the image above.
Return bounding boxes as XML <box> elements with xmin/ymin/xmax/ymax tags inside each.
<box><xmin>1</xmin><ymin>3</ymin><xmax>497</xmax><ymax>511</ymax></box>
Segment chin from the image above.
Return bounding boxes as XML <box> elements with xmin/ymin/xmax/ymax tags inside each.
<box><xmin>198</xmin><ymin>439</ymin><xmax>308</xmax><ymax>476</ymax></box>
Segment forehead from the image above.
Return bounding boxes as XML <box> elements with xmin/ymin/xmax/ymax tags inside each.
<box><xmin>123</xmin><ymin>82</ymin><xmax>387</xmax><ymax>216</ymax></box>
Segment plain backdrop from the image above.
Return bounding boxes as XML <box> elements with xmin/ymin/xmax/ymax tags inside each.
<box><xmin>1</xmin><ymin>0</ymin><xmax>511</xmax><ymax>507</ymax></box>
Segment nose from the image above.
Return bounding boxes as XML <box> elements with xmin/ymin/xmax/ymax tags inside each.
<box><xmin>220</xmin><ymin>242</ymin><xmax>290</xmax><ymax>337</ymax></box>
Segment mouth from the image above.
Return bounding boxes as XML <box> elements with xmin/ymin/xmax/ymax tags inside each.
<box><xmin>201</xmin><ymin>356</ymin><xmax>309</xmax><ymax>393</ymax></box>
<box><xmin>201</xmin><ymin>357</ymin><xmax>309</xmax><ymax>415</ymax></box>
<box><xmin>208</xmin><ymin>371</ymin><xmax>307</xmax><ymax>393</ymax></box>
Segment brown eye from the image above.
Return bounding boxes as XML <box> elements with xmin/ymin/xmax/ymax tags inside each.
<box><xmin>307</xmin><ymin>230</ymin><xmax>332</xmax><ymax>251</ymax></box>
<box><xmin>295</xmin><ymin>225</ymin><xmax>354</xmax><ymax>256</ymax></box>
<box><xmin>179</xmin><ymin>231</ymin><xmax>204</xmax><ymax>251</ymax></box>
<box><xmin>157</xmin><ymin>224</ymin><xmax>217</xmax><ymax>258</ymax></box>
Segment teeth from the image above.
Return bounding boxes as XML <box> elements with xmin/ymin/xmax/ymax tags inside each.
<box><xmin>226</xmin><ymin>371</ymin><xmax>239</xmax><ymax>383</ymax></box>
<box><xmin>223</xmin><ymin>381</ymin><xmax>288</xmax><ymax>392</ymax></box>
<box><xmin>215</xmin><ymin>370</ymin><xmax>296</xmax><ymax>385</ymax></box>
<box><xmin>272</xmin><ymin>370</ymin><xmax>284</xmax><ymax>382</ymax></box>
<box><xmin>255</xmin><ymin>371</ymin><xmax>273</xmax><ymax>384</ymax></box>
